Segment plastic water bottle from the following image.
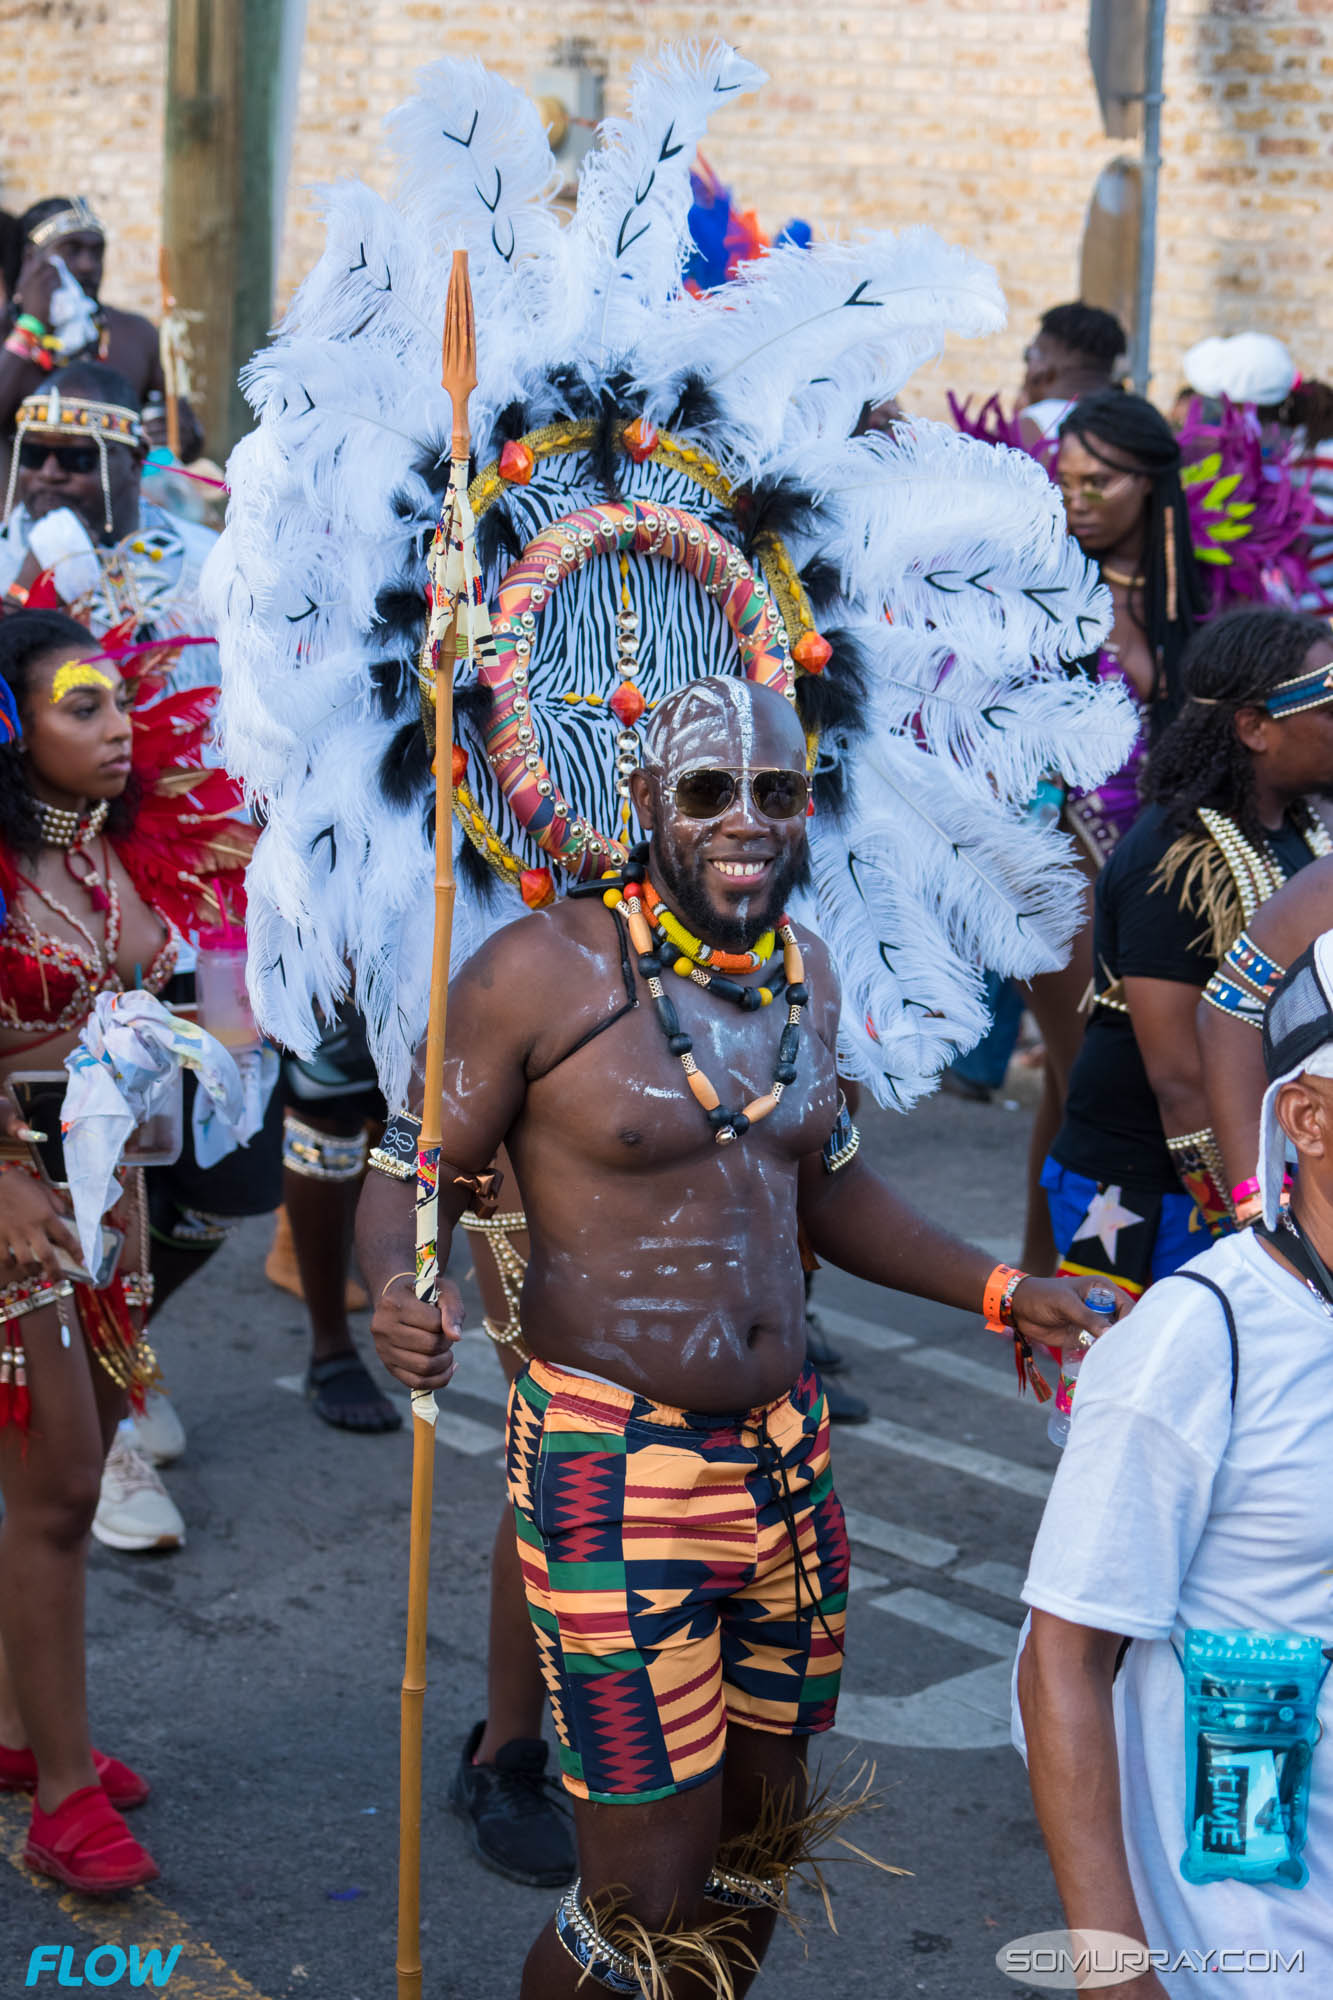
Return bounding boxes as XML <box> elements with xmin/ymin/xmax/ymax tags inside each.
<box><xmin>1047</xmin><ymin>1281</ymin><xmax>1117</xmax><ymax>1448</ymax></box>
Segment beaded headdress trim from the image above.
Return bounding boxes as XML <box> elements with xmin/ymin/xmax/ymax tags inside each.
<box><xmin>4</xmin><ymin>390</ymin><xmax>145</xmax><ymax>537</ymax></box>
<box><xmin>1264</xmin><ymin>663</ymin><xmax>1333</xmax><ymax>720</ymax></box>
<box><xmin>26</xmin><ymin>199</ymin><xmax>105</xmax><ymax>250</ymax></box>
<box><xmin>13</xmin><ymin>391</ymin><xmax>143</xmax><ymax>450</ymax></box>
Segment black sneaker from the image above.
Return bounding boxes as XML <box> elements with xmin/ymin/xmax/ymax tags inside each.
<box><xmin>804</xmin><ymin>1310</ymin><xmax>845</xmax><ymax>1375</ymax></box>
<box><xmin>449</xmin><ymin>1721</ymin><xmax>576</xmax><ymax>1887</ymax></box>
<box><xmin>818</xmin><ymin>1371</ymin><xmax>870</xmax><ymax>1425</ymax></box>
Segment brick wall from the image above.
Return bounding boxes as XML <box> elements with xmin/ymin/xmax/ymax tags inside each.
<box><xmin>2</xmin><ymin>0</ymin><xmax>1331</xmax><ymax>420</ymax></box>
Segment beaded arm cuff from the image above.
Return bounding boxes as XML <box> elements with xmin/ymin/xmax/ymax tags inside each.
<box><xmin>1201</xmin><ymin>930</ymin><xmax>1288</xmax><ymax>1032</ymax></box>
<box><xmin>821</xmin><ymin>1093</ymin><xmax>861</xmax><ymax>1174</ymax></box>
<box><xmin>1165</xmin><ymin>1127</ymin><xmax>1231</xmax><ymax>1234</ymax></box>
<box><xmin>367</xmin><ymin>1110</ymin><xmax>421</xmax><ymax>1180</ymax></box>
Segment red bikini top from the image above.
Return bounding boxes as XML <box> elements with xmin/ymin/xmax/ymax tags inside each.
<box><xmin>0</xmin><ymin>859</ymin><xmax>178</xmax><ymax>1053</ymax></box>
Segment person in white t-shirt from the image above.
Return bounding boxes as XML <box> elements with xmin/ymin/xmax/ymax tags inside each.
<box><xmin>1016</xmin><ymin>930</ymin><xmax>1333</xmax><ymax>1998</ymax></box>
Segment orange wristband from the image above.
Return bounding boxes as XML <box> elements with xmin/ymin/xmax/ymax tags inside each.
<box><xmin>983</xmin><ymin>1262</ymin><xmax>1025</xmax><ymax>1332</ymax></box>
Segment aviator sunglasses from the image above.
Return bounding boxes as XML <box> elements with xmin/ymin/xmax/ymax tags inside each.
<box><xmin>18</xmin><ymin>440</ymin><xmax>101</xmax><ymax>475</ymax></box>
<box><xmin>671</xmin><ymin>766</ymin><xmax>811</xmax><ymax>822</ymax></box>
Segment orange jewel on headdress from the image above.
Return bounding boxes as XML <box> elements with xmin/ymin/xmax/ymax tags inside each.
<box><xmin>624</xmin><ymin>419</ymin><xmax>659</xmax><ymax>464</ymax></box>
<box><xmin>451</xmin><ymin>744</ymin><xmax>467</xmax><ymax>787</ymax></box>
<box><xmin>498</xmin><ymin>440</ymin><xmax>535</xmax><ymax>485</ymax></box>
<box><xmin>520</xmin><ymin>866</ymin><xmax>556</xmax><ymax>910</ymax></box>
<box><xmin>609</xmin><ymin>683</ymin><xmax>646</xmax><ymax>728</ymax></box>
<box><xmin>793</xmin><ymin>631</ymin><xmax>833</xmax><ymax>674</ymax></box>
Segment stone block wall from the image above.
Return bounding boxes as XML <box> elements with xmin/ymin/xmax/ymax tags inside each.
<box><xmin>2</xmin><ymin>0</ymin><xmax>1330</xmax><ymax>418</ymax></box>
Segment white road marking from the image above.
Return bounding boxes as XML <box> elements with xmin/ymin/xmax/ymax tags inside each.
<box><xmin>813</xmin><ymin>1305</ymin><xmax>916</xmax><ymax>1354</ymax></box>
<box><xmin>897</xmin><ymin>1344</ymin><xmax>1029</xmax><ymax>1400</ymax></box>
<box><xmin>869</xmin><ymin>1586</ymin><xmax>1020</xmax><ymax>1659</ymax></box>
<box><xmin>834</xmin><ymin>1662</ymin><xmax>1015</xmax><ymax>1750</ymax></box>
<box><xmin>275</xmin><ymin>1374</ymin><xmax>502</xmax><ymax>1457</ymax></box>
<box><xmin>449</xmin><ymin>1356</ymin><xmax>511</xmax><ymax>1410</ymax></box>
<box><xmin>852</xmin><ymin>1417</ymin><xmax>1053</xmax><ymax>1500</ymax></box>
<box><xmin>953</xmin><ymin>1559</ymin><xmax>1028</xmax><ymax>1601</ymax></box>
<box><xmin>845</xmin><ymin>1563</ymin><xmax>889</xmax><ymax>1594</ymax></box>
<box><xmin>840</xmin><ymin>1506</ymin><xmax>958</xmax><ymax>1571</ymax></box>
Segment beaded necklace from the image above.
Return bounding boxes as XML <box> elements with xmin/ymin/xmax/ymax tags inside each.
<box><xmin>33</xmin><ymin>798</ymin><xmax>109</xmax><ymax>850</ymax></box>
<box><xmin>609</xmin><ymin>876</ymin><xmax>807</xmax><ymax>1146</ymax></box>
<box><xmin>15</xmin><ymin>836</ymin><xmax>121</xmax><ymax>981</ymax></box>
<box><xmin>639</xmin><ymin>880</ymin><xmax>775</xmax><ymax>975</ymax></box>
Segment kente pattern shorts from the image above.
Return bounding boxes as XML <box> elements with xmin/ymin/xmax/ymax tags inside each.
<box><xmin>506</xmin><ymin>1357</ymin><xmax>849</xmax><ymax>1805</ymax></box>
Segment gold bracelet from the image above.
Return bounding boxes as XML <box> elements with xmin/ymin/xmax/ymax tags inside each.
<box><xmin>379</xmin><ymin>1269</ymin><xmax>416</xmax><ymax>1299</ymax></box>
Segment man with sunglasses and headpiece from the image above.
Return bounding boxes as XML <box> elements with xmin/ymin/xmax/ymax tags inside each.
<box><xmin>0</xmin><ymin>361</ymin><xmax>217</xmax><ymax>687</ymax></box>
<box><xmin>358</xmin><ymin>674</ymin><xmax>1116</xmax><ymax>1999</ymax></box>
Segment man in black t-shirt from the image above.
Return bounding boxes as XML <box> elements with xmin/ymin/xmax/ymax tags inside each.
<box><xmin>1044</xmin><ymin>607</ymin><xmax>1333</xmax><ymax>1300</ymax></box>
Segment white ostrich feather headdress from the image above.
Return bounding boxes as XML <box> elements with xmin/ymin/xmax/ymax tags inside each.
<box><xmin>205</xmin><ymin>42</ymin><xmax>1134</xmax><ymax>1111</ymax></box>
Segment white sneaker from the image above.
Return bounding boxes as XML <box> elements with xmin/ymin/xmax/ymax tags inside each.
<box><xmin>129</xmin><ymin>1390</ymin><xmax>187</xmax><ymax>1465</ymax></box>
<box><xmin>93</xmin><ymin>1435</ymin><xmax>186</xmax><ymax>1552</ymax></box>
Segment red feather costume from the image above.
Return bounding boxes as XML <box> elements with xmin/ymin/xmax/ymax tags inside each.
<box><xmin>0</xmin><ymin>618</ymin><xmax>253</xmax><ymax>1428</ymax></box>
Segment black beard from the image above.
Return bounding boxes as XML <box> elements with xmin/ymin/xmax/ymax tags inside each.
<box><xmin>651</xmin><ymin>835</ymin><xmax>806</xmax><ymax>952</ymax></box>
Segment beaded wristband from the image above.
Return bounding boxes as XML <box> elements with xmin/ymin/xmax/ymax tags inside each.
<box><xmin>983</xmin><ymin>1262</ymin><xmax>1026</xmax><ymax>1332</ymax></box>
<box><xmin>4</xmin><ymin>329</ymin><xmax>54</xmax><ymax>373</ymax></box>
<box><xmin>16</xmin><ymin>313</ymin><xmax>49</xmax><ymax>339</ymax></box>
<box><xmin>1230</xmin><ymin>1176</ymin><xmax>1261</xmax><ymax>1207</ymax></box>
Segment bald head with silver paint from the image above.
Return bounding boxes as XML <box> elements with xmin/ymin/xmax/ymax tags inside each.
<box><xmin>631</xmin><ymin>676</ymin><xmax>809</xmax><ymax>952</ymax></box>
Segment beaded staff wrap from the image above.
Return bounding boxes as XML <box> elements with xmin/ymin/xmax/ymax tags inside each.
<box><xmin>479</xmin><ymin>499</ymin><xmax>795</xmax><ymax>883</ymax></box>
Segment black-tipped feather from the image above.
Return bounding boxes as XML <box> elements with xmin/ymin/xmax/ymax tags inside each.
<box><xmin>373</xmin><ymin>580</ymin><xmax>428</xmax><ymax>651</ymax></box>
<box><xmin>457</xmin><ymin>834</ymin><xmax>504</xmax><ymax>906</ymax></box>
<box><xmin>476</xmin><ymin>503</ymin><xmax>524</xmax><ymax>583</ymax></box>
<box><xmin>379</xmin><ymin>720</ymin><xmax>431</xmax><ymax>808</ymax></box>
<box><xmin>798</xmin><ymin>554</ymin><xmax>843</xmax><ymax>619</ymax></box>
<box><xmin>411</xmin><ymin>439</ymin><xmax>452</xmax><ymax>497</ymax></box>
<box><xmin>369</xmin><ymin>654</ymin><xmax>416</xmax><ymax>720</ymax></box>
<box><xmin>735</xmin><ymin>477</ymin><xmax>825</xmax><ymax>555</ymax></box>
<box><xmin>665</xmin><ymin>372</ymin><xmax>723</xmax><ymax>435</ymax></box>
<box><xmin>796</xmin><ymin>628</ymin><xmax>871</xmax><ymax>820</ymax></box>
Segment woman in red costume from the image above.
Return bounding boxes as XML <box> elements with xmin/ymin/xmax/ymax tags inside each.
<box><xmin>0</xmin><ymin>606</ymin><xmax>250</xmax><ymax>1892</ymax></box>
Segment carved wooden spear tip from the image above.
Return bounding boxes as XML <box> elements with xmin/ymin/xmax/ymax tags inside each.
<box><xmin>441</xmin><ymin>249</ymin><xmax>477</xmax><ymax>459</ymax></box>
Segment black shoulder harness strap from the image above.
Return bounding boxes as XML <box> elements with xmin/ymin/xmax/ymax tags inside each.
<box><xmin>1112</xmin><ymin>1267</ymin><xmax>1237</xmax><ymax>1684</ymax></box>
<box><xmin>1166</xmin><ymin>1269</ymin><xmax>1239</xmax><ymax>1409</ymax></box>
<box><xmin>526</xmin><ymin>907</ymin><xmax>638</xmax><ymax>1082</ymax></box>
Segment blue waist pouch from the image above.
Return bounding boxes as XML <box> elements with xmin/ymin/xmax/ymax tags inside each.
<box><xmin>1180</xmin><ymin>1630</ymin><xmax>1329</xmax><ymax>1889</ymax></box>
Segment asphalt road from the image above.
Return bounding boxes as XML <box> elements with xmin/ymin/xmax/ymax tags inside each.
<box><xmin>0</xmin><ymin>1067</ymin><xmax>1070</xmax><ymax>2000</ymax></box>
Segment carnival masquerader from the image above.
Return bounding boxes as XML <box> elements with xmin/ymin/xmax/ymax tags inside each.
<box><xmin>209</xmin><ymin>45</ymin><xmax>1140</xmax><ymax>1989</ymax></box>
<box><xmin>1044</xmin><ymin>607</ymin><xmax>1333</xmax><ymax>1304</ymax></box>
<box><xmin>0</xmin><ymin>608</ymin><xmax>252</xmax><ymax>1892</ymax></box>
<box><xmin>359</xmin><ymin>676</ymin><xmax>1119</xmax><ymax>1999</ymax></box>
<box><xmin>0</xmin><ymin>363</ymin><xmax>218</xmax><ymax>682</ymax></box>
<box><xmin>0</xmin><ymin>196</ymin><xmax>202</xmax><ymax>465</ymax></box>
<box><xmin>1198</xmin><ymin>855</ymin><xmax>1333</xmax><ymax>1215</ymax></box>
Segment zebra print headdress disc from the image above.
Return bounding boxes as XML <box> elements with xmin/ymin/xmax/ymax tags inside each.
<box><xmin>464</xmin><ymin>438</ymin><xmax>800</xmax><ymax>891</ymax></box>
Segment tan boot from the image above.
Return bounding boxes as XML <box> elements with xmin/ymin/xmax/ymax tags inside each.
<box><xmin>265</xmin><ymin>1206</ymin><xmax>369</xmax><ymax>1312</ymax></box>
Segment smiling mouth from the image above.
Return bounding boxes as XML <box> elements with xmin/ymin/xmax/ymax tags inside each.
<box><xmin>710</xmin><ymin>858</ymin><xmax>771</xmax><ymax>882</ymax></box>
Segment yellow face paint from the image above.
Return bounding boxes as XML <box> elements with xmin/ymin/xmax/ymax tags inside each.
<box><xmin>50</xmin><ymin>661</ymin><xmax>115</xmax><ymax>705</ymax></box>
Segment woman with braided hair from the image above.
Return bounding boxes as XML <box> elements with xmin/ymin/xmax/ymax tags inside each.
<box><xmin>1041</xmin><ymin>606</ymin><xmax>1333</xmax><ymax>1309</ymax></box>
<box><xmin>1020</xmin><ymin>391</ymin><xmax>1212</xmax><ymax>1270</ymax></box>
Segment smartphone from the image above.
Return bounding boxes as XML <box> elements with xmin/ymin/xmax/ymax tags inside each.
<box><xmin>4</xmin><ymin>1072</ymin><xmax>69</xmax><ymax>1185</ymax></box>
<box><xmin>54</xmin><ymin>1223</ymin><xmax>124</xmax><ymax>1290</ymax></box>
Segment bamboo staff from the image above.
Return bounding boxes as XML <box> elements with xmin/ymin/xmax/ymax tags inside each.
<box><xmin>397</xmin><ymin>249</ymin><xmax>476</xmax><ymax>2000</ymax></box>
<box><xmin>157</xmin><ymin>249</ymin><xmax>182</xmax><ymax>460</ymax></box>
